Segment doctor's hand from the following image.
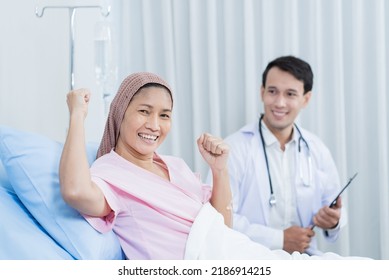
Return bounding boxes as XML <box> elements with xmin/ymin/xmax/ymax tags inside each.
<box><xmin>283</xmin><ymin>226</ymin><xmax>315</xmax><ymax>254</ymax></box>
<box><xmin>312</xmin><ymin>196</ymin><xmax>342</xmax><ymax>230</ymax></box>
<box><xmin>66</xmin><ymin>88</ymin><xmax>91</xmax><ymax>119</ymax></box>
<box><xmin>197</xmin><ymin>133</ymin><xmax>229</xmax><ymax>173</ymax></box>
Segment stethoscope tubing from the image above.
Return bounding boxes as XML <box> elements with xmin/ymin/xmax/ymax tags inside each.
<box><xmin>258</xmin><ymin>114</ymin><xmax>311</xmax><ymax>207</ymax></box>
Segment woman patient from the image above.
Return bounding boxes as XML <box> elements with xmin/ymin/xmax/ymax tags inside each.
<box><xmin>59</xmin><ymin>72</ymin><xmax>367</xmax><ymax>260</ymax></box>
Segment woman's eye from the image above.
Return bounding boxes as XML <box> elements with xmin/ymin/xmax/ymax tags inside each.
<box><xmin>161</xmin><ymin>114</ymin><xmax>170</xmax><ymax>119</ymax></box>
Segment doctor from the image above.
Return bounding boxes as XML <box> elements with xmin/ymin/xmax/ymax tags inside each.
<box><xmin>219</xmin><ymin>56</ymin><xmax>346</xmax><ymax>255</ymax></box>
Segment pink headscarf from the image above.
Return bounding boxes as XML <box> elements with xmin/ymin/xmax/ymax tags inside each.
<box><xmin>96</xmin><ymin>72</ymin><xmax>173</xmax><ymax>158</ymax></box>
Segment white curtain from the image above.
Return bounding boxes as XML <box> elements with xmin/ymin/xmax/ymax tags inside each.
<box><xmin>113</xmin><ymin>0</ymin><xmax>389</xmax><ymax>259</ymax></box>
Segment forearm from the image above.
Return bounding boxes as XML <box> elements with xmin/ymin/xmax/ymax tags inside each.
<box><xmin>210</xmin><ymin>167</ymin><xmax>233</xmax><ymax>228</ymax></box>
<box><xmin>59</xmin><ymin>113</ymin><xmax>93</xmax><ymax>207</ymax></box>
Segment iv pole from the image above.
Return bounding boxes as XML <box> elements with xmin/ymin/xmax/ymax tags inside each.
<box><xmin>35</xmin><ymin>5</ymin><xmax>111</xmax><ymax>91</ymax></box>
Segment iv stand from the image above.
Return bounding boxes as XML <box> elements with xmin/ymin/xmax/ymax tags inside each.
<box><xmin>35</xmin><ymin>5</ymin><xmax>111</xmax><ymax>91</ymax></box>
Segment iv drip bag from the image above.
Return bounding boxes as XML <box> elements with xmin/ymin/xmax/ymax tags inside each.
<box><xmin>94</xmin><ymin>20</ymin><xmax>117</xmax><ymax>100</ymax></box>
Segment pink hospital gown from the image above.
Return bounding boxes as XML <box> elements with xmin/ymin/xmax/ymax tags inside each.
<box><xmin>84</xmin><ymin>150</ymin><xmax>212</xmax><ymax>260</ymax></box>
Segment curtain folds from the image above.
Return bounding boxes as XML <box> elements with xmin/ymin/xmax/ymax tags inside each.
<box><xmin>116</xmin><ymin>0</ymin><xmax>388</xmax><ymax>259</ymax></box>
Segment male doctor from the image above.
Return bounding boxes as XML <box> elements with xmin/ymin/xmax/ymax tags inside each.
<box><xmin>219</xmin><ymin>56</ymin><xmax>346</xmax><ymax>255</ymax></box>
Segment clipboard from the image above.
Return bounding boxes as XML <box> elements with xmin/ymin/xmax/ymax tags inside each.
<box><xmin>329</xmin><ymin>172</ymin><xmax>358</xmax><ymax>208</ymax></box>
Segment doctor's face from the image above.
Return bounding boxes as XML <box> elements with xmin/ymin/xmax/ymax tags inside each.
<box><xmin>261</xmin><ymin>67</ymin><xmax>311</xmax><ymax>135</ymax></box>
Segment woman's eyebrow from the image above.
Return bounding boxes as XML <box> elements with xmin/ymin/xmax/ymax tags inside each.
<box><xmin>138</xmin><ymin>104</ymin><xmax>172</xmax><ymax>112</ymax></box>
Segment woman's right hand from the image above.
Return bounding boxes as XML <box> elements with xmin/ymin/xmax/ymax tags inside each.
<box><xmin>66</xmin><ymin>88</ymin><xmax>91</xmax><ymax>118</ymax></box>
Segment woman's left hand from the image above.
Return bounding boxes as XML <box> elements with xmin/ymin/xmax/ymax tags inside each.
<box><xmin>197</xmin><ymin>133</ymin><xmax>229</xmax><ymax>172</ymax></box>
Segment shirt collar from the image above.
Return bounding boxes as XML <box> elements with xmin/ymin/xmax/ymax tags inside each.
<box><xmin>260</xmin><ymin>119</ymin><xmax>299</xmax><ymax>148</ymax></box>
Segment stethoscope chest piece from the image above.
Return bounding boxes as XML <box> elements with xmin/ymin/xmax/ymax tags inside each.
<box><xmin>269</xmin><ymin>194</ymin><xmax>276</xmax><ymax>207</ymax></box>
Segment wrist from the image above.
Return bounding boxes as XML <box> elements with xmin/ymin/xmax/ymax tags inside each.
<box><xmin>69</xmin><ymin>110</ymin><xmax>86</xmax><ymax>122</ymax></box>
<box><xmin>211</xmin><ymin>166</ymin><xmax>228</xmax><ymax>178</ymax></box>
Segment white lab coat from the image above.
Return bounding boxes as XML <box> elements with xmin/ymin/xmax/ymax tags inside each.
<box><xmin>209</xmin><ymin>120</ymin><xmax>347</xmax><ymax>255</ymax></box>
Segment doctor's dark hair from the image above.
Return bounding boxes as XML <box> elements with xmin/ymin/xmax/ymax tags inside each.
<box><xmin>262</xmin><ymin>56</ymin><xmax>314</xmax><ymax>94</ymax></box>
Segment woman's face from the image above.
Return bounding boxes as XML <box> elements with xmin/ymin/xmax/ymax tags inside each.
<box><xmin>116</xmin><ymin>86</ymin><xmax>172</xmax><ymax>160</ymax></box>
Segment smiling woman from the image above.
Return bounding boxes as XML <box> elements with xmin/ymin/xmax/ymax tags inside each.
<box><xmin>59</xmin><ymin>71</ymin><xmax>233</xmax><ymax>259</ymax></box>
<box><xmin>114</xmin><ymin>84</ymin><xmax>173</xmax><ymax>172</ymax></box>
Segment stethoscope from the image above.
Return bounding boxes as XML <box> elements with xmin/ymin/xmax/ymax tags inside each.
<box><xmin>258</xmin><ymin>114</ymin><xmax>312</xmax><ymax>207</ymax></box>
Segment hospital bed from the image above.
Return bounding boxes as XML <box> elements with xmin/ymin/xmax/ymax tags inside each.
<box><xmin>0</xmin><ymin>125</ymin><xmax>125</xmax><ymax>259</ymax></box>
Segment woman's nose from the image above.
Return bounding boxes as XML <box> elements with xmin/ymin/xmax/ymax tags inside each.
<box><xmin>145</xmin><ymin>115</ymin><xmax>160</xmax><ymax>130</ymax></box>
